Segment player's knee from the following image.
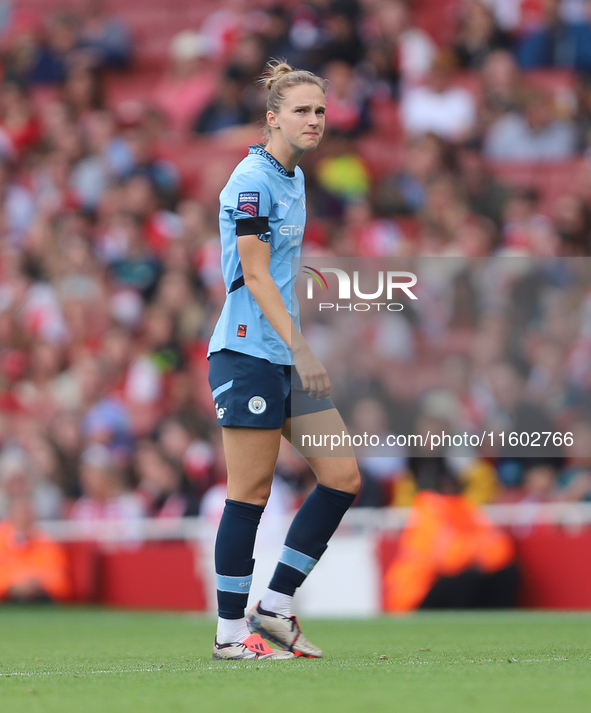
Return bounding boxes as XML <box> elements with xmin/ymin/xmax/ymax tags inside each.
<box><xmin>246</xmin><ymin>481</ymin><xmax>273</xmax><ymax>508</ymax></box>
<box><xmin>249</xmin><ymin>491</ymin><xmax>271</xmax><ymax>508</ymax></box>
<box><xmin>321</xmin><ymin>462</ymin><xmax>361</xmax><ymax>495</ymax></box>
<box><xmin>228</xmin><ymin>475</ymin><xmax>273</xmax><ymax>507</ymax></box>
<box><xmin>341</xmin><ymin>465</ymin><xmax>361</xmax><ymax>495</ymax></box>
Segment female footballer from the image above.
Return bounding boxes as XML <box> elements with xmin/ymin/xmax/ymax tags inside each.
<box><xmin>208</xmin><ymin>61</ymin><xmax>360</xmax><ymax>660</ymax></box>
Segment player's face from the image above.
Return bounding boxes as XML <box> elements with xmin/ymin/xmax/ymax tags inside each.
<box><xmin>268</xmin><ymin>83</ymin><xmax>326</xmax><ymax>151</ymax></box>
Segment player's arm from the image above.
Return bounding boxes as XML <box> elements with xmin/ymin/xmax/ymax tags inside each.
<box><xmin>237</xmin><ymin>233</ymin><xmax>330</xmax><ymax>398</ymax></box>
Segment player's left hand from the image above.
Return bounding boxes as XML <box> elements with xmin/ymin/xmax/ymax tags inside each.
<box><xmin>293</xmin><ymin>345</ymin><xmax>331</xmax><ymax>399</ymax></box>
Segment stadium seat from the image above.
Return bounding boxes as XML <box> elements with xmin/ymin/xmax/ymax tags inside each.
<box><xmin>489</xmin><ymin>159</ymin><xmax>585</xmax><ymax>215</ymax></box>
<box><xmin>370</xmin><ymin>99</ymin><xmax>403</xmax><ymax>142</ymax></box>
<box><xmin>103</xmin><ymin>69</ymin><xmax>162</xmax><ymax>106</ymax></box>
<box><xmin>159</xmin><ymin>138</ymin><xmax>251</xmax><ymax>204</ymax></box>
<box><xmin>357</xmin><ymin>135</ymin><xmax>404</xmax><ymax>179</ymax></box>
<box><xmin>525</xmin><ymin>69</ymin><xmax>577</xmax><ymax>95</ymax></box>
<box><xmin>413</xmin><ymin>0</ymin><xmax>457</xmax><ymax>46</ymax></box>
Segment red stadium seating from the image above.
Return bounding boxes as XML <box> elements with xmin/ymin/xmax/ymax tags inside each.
<box><xmin>413</xmin><ymin>0</ymin><xmax>458</xmax><ymax>46</ymax></box>
<box><xmin>489</xmin><ymin>159</ymin><xmax>585</xmax><ymax>215</ymax></box>
<box><xmin>357</xmin><ymin>135</ymin><xmax>404</xmax><ymax>179</ymax></box>
<box><xmin>369</xmin><ymin>98</ymin><xmax>404</xmax><ymax>142</ymax></box>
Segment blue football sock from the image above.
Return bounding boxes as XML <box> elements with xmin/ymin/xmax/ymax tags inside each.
<box><xmin>268</xmin><ymin>484</ymin><xmax>356</xmax><ymax>597</ymax></box>
<box><xmin>215</xmin><ymin>499</ymin><xmax>264</xmax><ymax>620</ymax></box>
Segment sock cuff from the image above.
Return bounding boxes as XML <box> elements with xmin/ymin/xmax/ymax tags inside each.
<box><xmin>216</xmin><ymin>573</ymin><xmax>253</xmax><ymax>593</ymax></box>
<box><xmin>278</xmin><ymin>546</ymin><xmax>319</xmax><ymax>576</ymax></box>
<box><xmin>315</xmin><ymin>483</ymin><xmax>357</xmax><ymax>508</ymax></box>
<box><xmin>224</xmin><ymin>499</ymin><xmax>265</xmax><ymax>524</ymax></box>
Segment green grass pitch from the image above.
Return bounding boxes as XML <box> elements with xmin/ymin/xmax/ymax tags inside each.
<box><xmin>1</xmin><ymin>608</ymin><xmax>590</xmax><ymax>713</ymax></box>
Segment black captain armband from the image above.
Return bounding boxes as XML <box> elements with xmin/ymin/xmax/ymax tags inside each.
<box><xmin>236</xmin><ymin>216</ymin><xmax>270</xmax><ymax>237</ymax></box>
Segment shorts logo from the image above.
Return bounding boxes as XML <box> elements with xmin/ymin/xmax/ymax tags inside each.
<box><xmin>238</xmin><ymin>192</ymin><xmax>259</xmax><ymax>217</ymax></box>
<box><xmin>248</xmin><ymin>396</ymin><xmax>266</xmax><ymax>414</ymax></box>
<box><xmin>215</xmin><ymin>403</ymin><xmax>227</xmax><ymax>419</ymax></box>
<box><xmin>237</xmin><ymin>324</ymin><xmax>247</xmax><ymax>338</ymax></box>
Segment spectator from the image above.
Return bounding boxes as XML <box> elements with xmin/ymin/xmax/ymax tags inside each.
<box><xmin>375</xmin><ymin>133</ymin><xmax>449</xmax><ymax>215</ymax></box>
<box><xmin>515</xmin><ymin>0</ymin><xmax>591</xmax><ymax>71</ymax></box>
<box><xmin>258</xmin><ymin>4</ymin><xmax>303</xmax><ymax>69</ymax></box>
<box><xmin>340</xmin><ymin>199</ymin><xmax>405</xmax><ymax>256</ymax></box>
<box><xmin>518</xmin><ymin>459</ymin><xmax>561</xmax><ymax>502</ymax></box>
<box><xmin>419</xmin><ymin>174</ymin><xmax>468</xmax><ymax>246</ymax></box>
<box><xmin>193</xmin><ymin>66</ymin><xmax>255</xmax><ymax>135</ymax></box>
<box><xmin>481</xmin><ymin>0</ymin><xmax>524</xmax><ymax>32</ymax></box>
<box><xmin>322</xmin><ymin>60</ymin><xmax>369</xmax><ymax>136</ymax></box>
<box><xmin>349</xmin><ymin>397</ymin><xmax>407</xmax><ymax>507</ymax></box>
<box><xmin>457</xmin><ymin>137</ymin><xmax>510</xmax><ymax>226</ymax></box>
<box><xmin>555</xmin><ymin>420</ymin><xmax>591</xmax><ymax>501</ymax></box>
<box><xmin>69</xmin><ymin>444</ymin><xmax>144</xmax><ymax>533</ymax></box>
<box><xmin>575</xmin><ymin>76</ymin><xmax>591</xmax><ymax>151</ymax></box>
<box><xmin>311</xmin><ymin>2</ymin><xmax>364</xmax><ymax>68</ymax></box>
<box><xmin>384</xmin><ymin>459</ymin><xmax>518</xmax><ymax>611</ymax></box>
<box><xmin>483</xmin><ymin>362</ymin><xmax>562</xmax><ymax>456</ymax></box>
<box><xmin>478</xmin><ymin>50</ymin><xmax>525</xmax><ymax>130</ymax></box>
<box><xmin>553</xmin><ymin>192</ymin><xmax>591</xmax><ymax>255</ymax></box>
<box><xmin>500</xmin><ymin>186</ymin><xmax>557</xmax><ymax>254</ymax></box>
<box><xmin>0</xmin><ymin>158</ymin><xmax>36</xmax><ymax>247</ymax></box>
<box><xmin>31</xmin><ymin>12</ymin><xmax>79</xmax><ymax>86</ymax></box>
<box><xmin>134</xmin><ymin>440</ymin><xmax>190</xmax><ymax>518</ymax></box>
<box><xmin>366</xmin><ymin>0</ymin><xmax>436</xmax><ymax>87</ymax></box>
<box><xmin>1</xmin><ymin>11</ymin><xmax>43</xmax><ymax>87</ymax></box>
<box><xmin>77</xmin><ymin>0</ymin><xmax>132</xmax><ymax>70</ymax></box>
<box><xmin>0</xmin><ymin>494</ymin><xmax>71</xmax><ymax>603</ymax></box>
<box><xmin>0</xmin><ymin>81</ymin><xmax>42</xmax><ymax>159</ymax></box>
<box><xmin>0</xmin><ymin>446</ymin><xmax>63</xmax><ymax>521</ymax></box>
<box><xmin>120</xmin><ymin>125</ymin><xmax>180</xmax><ymax>210</ymax></box>
<box><xmin>400</xmin><ymin>50</ymin><xmax>477</xmax><ymax>141</ymax></box>
<box><xmin>314</xmin><ymin>131</ymin><xmax>371</xmax><ymax>216</ymax></box>
<box><xmin>484</xmin><ymin>87</ymin><xmax>577</xmax><ymax>161</ymax></box>
<box><xmin>151</xmin><ymin>31</ymin><xmax>218</xmax><ymax>135</ymax></box>
<box><xmin>61</xmin><ymin>65</ymin><xmax>104</xmax><ymax>121</ymax></box>
<box><xmin>453</xmin><ymin>0</ymin><xmax>511</xmax><ymax>69</ymax></box>
<box><xmin>49</xmin><ymin>411</ymin><xmax>83</xmax><ymax>500</ymax></box>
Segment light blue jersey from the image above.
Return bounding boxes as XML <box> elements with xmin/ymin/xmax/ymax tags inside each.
<box><xmin>208</xmin><ymin>145</ymin><xmax>306</xmax><ymax>365</ymax></box>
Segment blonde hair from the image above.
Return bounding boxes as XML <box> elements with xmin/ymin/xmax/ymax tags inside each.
<box><xmin>261</xmin><ymin>60</ymin><xmax>327</xmax><ymax>137</ymax></box>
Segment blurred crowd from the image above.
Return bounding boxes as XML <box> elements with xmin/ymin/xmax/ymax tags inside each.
<box><xmin>1</xmin><ymin>0</ymin><xmax>591</xmax><ymax>536</ymax></box>
<box><xmin>302</xmin><ymin>257</ymin><xmax>591</xmax><ymax>507</ymax></box>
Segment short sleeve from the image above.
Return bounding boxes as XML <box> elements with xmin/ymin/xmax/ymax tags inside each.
<box><xmin>224</xmin><ymin>170</ymin><xmax>272</xmax><ymax>242</ymax></box>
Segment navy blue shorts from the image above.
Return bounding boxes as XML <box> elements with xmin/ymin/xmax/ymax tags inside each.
<box><xmin>208</xmin><ymin>349</ymin><xmax>335</xmax><ymax>428</ymax></box>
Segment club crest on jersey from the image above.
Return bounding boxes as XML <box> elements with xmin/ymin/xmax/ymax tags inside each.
<box><xmin>238</xmin><ymin>192</ymin><xmax>259</xmax><ymax>217</ymax></box>
<box><xmin>248</xmin><ymin>396</ymin><xmax>266</xmax><ymax>414</ymax></box>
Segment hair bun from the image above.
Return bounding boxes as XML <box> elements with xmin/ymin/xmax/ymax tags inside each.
<box><xmin>264</xmin><ymin>61</ymin><xmax>293</xmax><ymax>91</ymax></box>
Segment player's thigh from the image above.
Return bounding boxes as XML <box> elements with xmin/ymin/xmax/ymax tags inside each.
<box><xmin>209</xmin><ymin>349</ymin><xmax>290</xmax><ymax>505</ymax></box>
<box><xmin>222</xmin><ymin>426</ymin><xmax>282</xmax><ymax>506</ymax></box>
<box><xmin>283</xmin><ymin>410</ymin><xmax>361</xmax><ymax>494</ymax></box>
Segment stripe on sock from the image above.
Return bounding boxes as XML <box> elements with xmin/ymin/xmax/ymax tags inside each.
<box><xmin>216</xmin><ymin>574</ymin><xmax>253</xmax><ymax>593</ymax></box>
<box><xmin>279</xmin><ymin>546</ymin><xmax>318</xmax><ymax>575</ymax></box>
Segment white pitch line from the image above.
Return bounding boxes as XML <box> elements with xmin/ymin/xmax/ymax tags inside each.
<box><xmin>0</xmin><ymin>656</ymin><xmax>579</xmax><ymax>678</ymax></box>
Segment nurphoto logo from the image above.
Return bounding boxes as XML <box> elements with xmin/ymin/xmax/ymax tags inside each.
<box><xmin>302</xmin><ymin>267</ymin><xmax>418</xmax><ymax>312</ymax></box>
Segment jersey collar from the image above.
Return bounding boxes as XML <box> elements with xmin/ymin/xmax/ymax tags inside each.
<box><xmin>249</xmin><ymin>144</ymin><xmax>295</xmax><ymax>178</ymax></box>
